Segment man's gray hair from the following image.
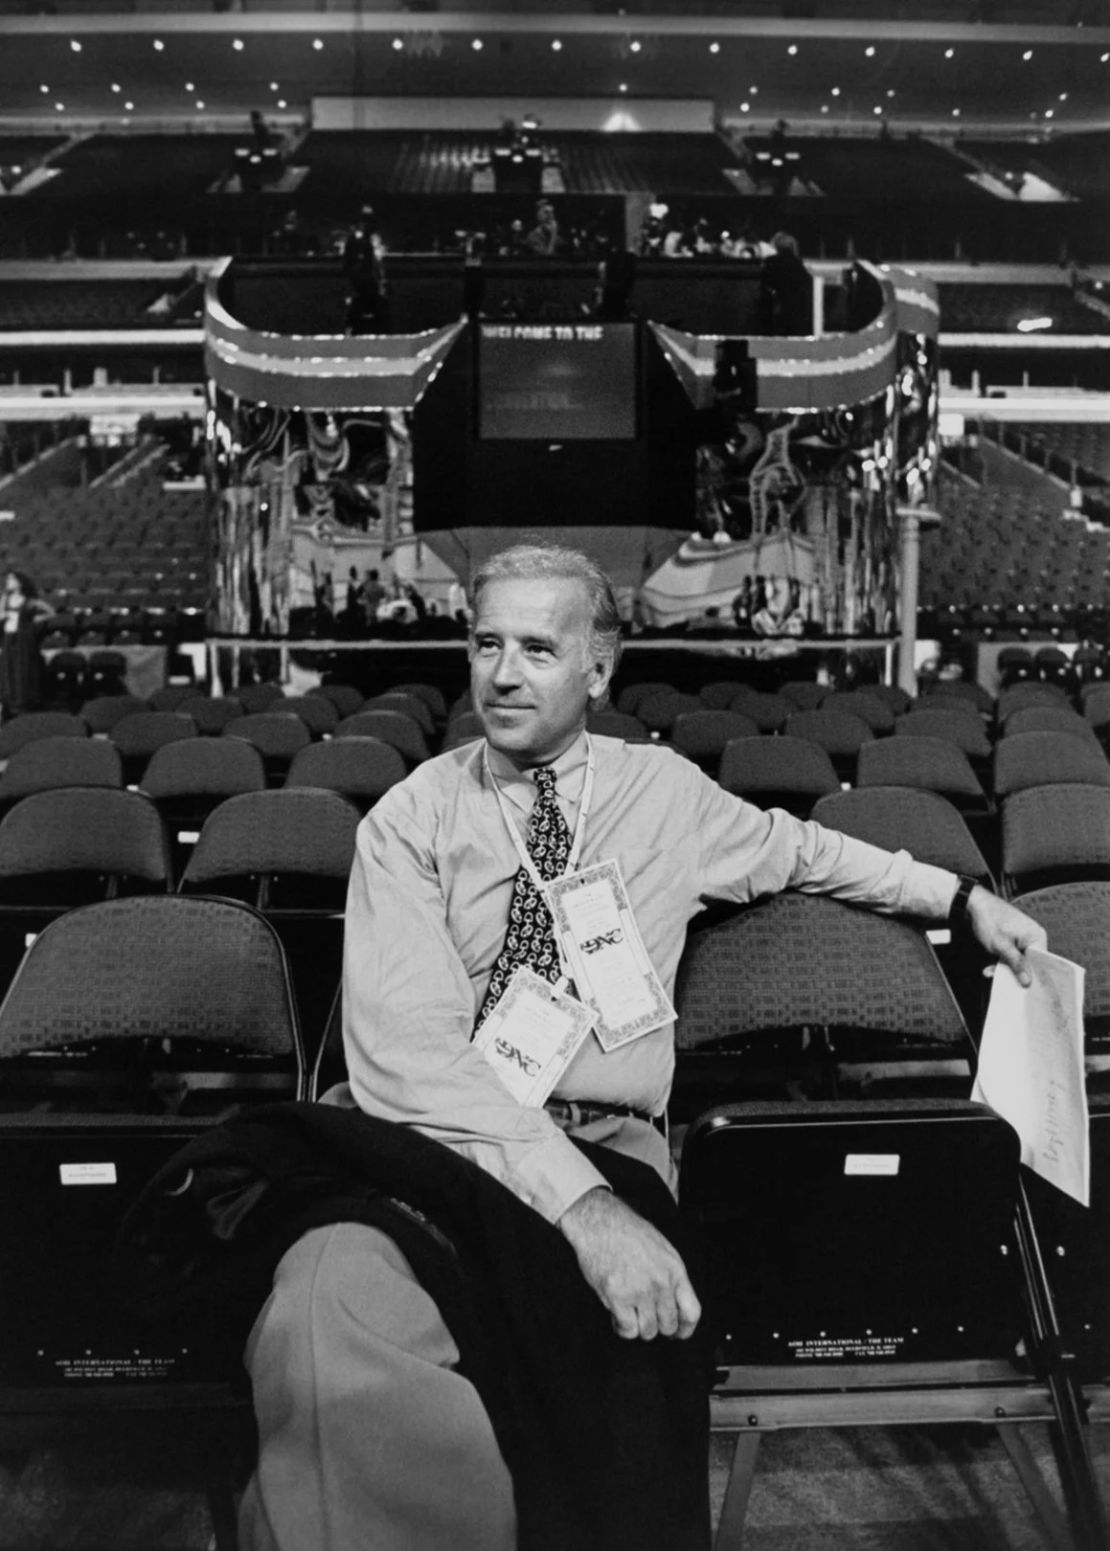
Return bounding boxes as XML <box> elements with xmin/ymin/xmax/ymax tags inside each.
<box><xmin>469</xmin><ymin>543</ymin><xmax>623</xmax><ymax>673</ymax></box>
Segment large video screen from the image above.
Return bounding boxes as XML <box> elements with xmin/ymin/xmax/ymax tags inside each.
<box><xmin>477</xmin><ymin>322</ymin><xmax>637</xmax><ymax>441</ymax></box>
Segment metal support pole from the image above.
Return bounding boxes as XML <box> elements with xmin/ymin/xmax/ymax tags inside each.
<box><xmin>897</xmin><ymin>503</ymin><xmax>920</xmax><ymax>698</ymax></box>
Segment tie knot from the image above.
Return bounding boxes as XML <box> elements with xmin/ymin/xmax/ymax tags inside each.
<box><xmin>533</xmin><ymin>765</ymin><xmax>557</xmax><ymax>799</ymax></box>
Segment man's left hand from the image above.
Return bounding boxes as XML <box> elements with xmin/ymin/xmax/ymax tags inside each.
<box><xmin>964</xmin><ymin>886</ymin><xmax>1047</xmax><ymax>987</ymax></box>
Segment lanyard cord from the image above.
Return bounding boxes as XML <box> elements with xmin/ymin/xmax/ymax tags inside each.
<box><xmin>485</xmin><ymin>733</ymin><xmax>596</xmax><ymax>895</ymax></box>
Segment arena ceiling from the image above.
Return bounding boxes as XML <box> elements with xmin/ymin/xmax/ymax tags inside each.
<box><xmin>0</xmin><ymin>6</ymin><xmax>1107</xmax><ymax>130</ymax></box>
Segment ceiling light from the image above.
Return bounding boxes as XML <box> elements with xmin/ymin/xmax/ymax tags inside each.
<box><xmin>54</xmin><ymin>101</ymin><xmax>65</xmax><ymax>111</ymax></box>
<box><xmin>69</xmin><ymin>40</ymin><xmax>81</xmax><ymax>53</ymax></box>
<box><xmin>887</xmin><ymin>89</ymin><xmax>895</xmax><ymax>98</ymax></box>
<box><xmin>630</xmin><ymin>40</ymin><xmax>641</xmax><ymax>53</ymax></box>
<box><xmin>873</xmin><ymin>105</ymin><xmax>882</xmax><ymax>115</ymax></box>
<box><xmin>1059</xmin><ymin>92</ymin><xmax>1068</xmax><ymax>101</ymax></box>
<box><xmin>40</xmin><ymin>84</ymin><xmax>49</xmax><ymax>94</ymax></box>
<box><xmin>1045</xmin><ymin>108</ymin><xmax>1054</xmax><ymax>118</ymax></box>
<box><xmin>749</xmin><ymin>85</ymin><xmax>759</xmax><ymax>95</ymax></box>
<box><xmin>831</xmin><ymin>87</ymin><xmax>840</xmax><ymax>97</ymax></box>
<box><xmin>1023</xmin><ymin>49</ymin><xmax>1034</xmax><ymax>61</ymax></box>
<box><xmin>944</xmin><ymin>47</ymin><xmax>954</xmax><ymax>59</ymax></box>
<box><xmin>472</xmin><ymin>38</ymin><xmax>483</xmax><ymax>51</ymax></box>
<box><xmin>740</xmin><ymin>102</ymin><xmax>750</xmax><ymax>113</ymax></box>
<box><xmin>709</xmin><ymin>42</ymin><xmax>719</xmax><ymax>54</ymax></box>
<box><xmin>277</xmin><ymin>99</ymin><xmax>287</xmax><ymax>109</ymax></box>
<box><xmin>1101</xmin><ymin>51</ymin><xmax>1109</xmax><ymax>62</ymax></box>
<box><xmin>787</xmin><ymin>44</ymin><xmax>798</xmax><ymax>56</ymax></box>
<box><xmin>552</xmin><ymin>40</ymin><xmax>562</xmax><ymax>51</ymax></box>
<box><xmin>952</xmin><ymin>108</ymin><xmax>960</xmax><ymax>117</ymax></box>
<box><xmin>821</xmin><ymin>104</ymin><xmax>829</xmax><ymax>114</ymax></box>
<box><xmin>1016</xmin><ymin>316</ymin><xmax>1053</xmax><ymax>333</ymax></box>
<box><xmin>196</xmin><ymin>99</ymin><xmax>205</xmax><ymax>110</ymax></box>
<box><xmin>313</xmin><ymin>38</ymin><xmax>324</xmax><ymax>50</ymax></box>
<box><xmin>269</xmin><ymin>80</ymin><xmax>279</xmax><ymax>90</ymax></box>
<box><xmin>232</xmin><ymin>38</ymin><xmax>244</xmax><ymax>51</ymax></box>
<box><xmin>865</xmin><ymin>45</ymin><xmax>875</xmax><ymax>57</ymax></box>
<box><xmin>391</xmin><ymin>38</ymin><xmax>403</xmax><ymax>51</ymax></box>
<box><xmin>619</xmin><ymin>82</ymin><xmax>628</xmax><ymax>93</ymax></box>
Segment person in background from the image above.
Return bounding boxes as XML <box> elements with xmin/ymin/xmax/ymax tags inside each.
<box><xmin>0</xmin><ymin>570</ymin><xmax>51</xmax><ymax>719</ymax></box>
<box><xmin>759</xmin><ymin>231</ymin><xmax>814</xmax><ymax>336</ymax></box>
<box><xmin>362</xmin><ymin>568</ymin><xmax>388</xmax><ymax>630</ymax></box>
<box><xmin>343</xmin><ymin>205</ymin><xmax>387</xmax><ymax>333</ymax></box>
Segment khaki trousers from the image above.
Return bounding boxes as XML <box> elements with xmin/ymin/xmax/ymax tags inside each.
<box><xmin>239</xmin><ymin>1221</ymin><xmax>518</xmax><ymax>1551</ymax></box>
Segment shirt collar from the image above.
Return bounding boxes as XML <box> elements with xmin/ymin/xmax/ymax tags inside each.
<box><xmin>485</xmin><ymin>729</ymin><xmax>590</xmax><ymax>812</ymax></box>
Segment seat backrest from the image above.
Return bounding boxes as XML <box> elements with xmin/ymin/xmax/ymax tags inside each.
<box><xmin>783</xmin><ymin>709</ymin><xmax>874</xmax><ymax>756</ymax></box>
<box><xmin>108</xmin><ymin>711</ymin><xmax>198</xmax><ymax>758</ymax></box>
<box><xmin>1014</xmin><ymin>882</ymin><xmax>1110</xmax><ymax>1037</ymax></box>
<box><xmin>391</xmin><ymin>681</ymin><xmax>448</xmax><ymax>721</ymax></box>
<box><xmin>315</xmin><ymin>683</ymin><xmax>366</xmax><ymax>720</ymax></box>
<box><xmin>235</xmin><ymin>682</ymin><xmax>285</xmax><ymax>714</ymax></box>
<box><xmin>0</xmin><ymin>735</ymin><xmax>123</xmax><ymax>801</ymax></box>
<box><xmin>994</xmin><ymin>730</ymin><xmax>1110</xmax><ymax>797</ymax></box>
<box><xmin>222</xmin><ymin>712</ymin><xmax>313</xmax><ymax>759</ymax></box>
<box><xmin>270</xmin><ymin>695</ymin><xmax>340</xmax><ymax>738</ymax></box>
<box><xmin>178</xmin><ymin>694</ymin><xmax>245</xmax><ymax>735</ymax></box>
<box><xmin>671</xmin><ymin>709</ymin><xmax>760</xmax><ymax>761</ymax></box>
<box><xmin>727</xmin><ymin>689</ymin><xmax>792</xmax><ymax>733</ymax></box>
<box><xmin>0</xmin><ymin>787</ymin><xmax>171</xmax><ymax>894</ymax></box>
<box><xmin>614</xmin><ymin>680</ymin><xmax>676</xmax><ymax>717</ymax></box>
<box><xmin>140</xmin><ymin>736</ymin><xmax>267</xmax><ymax>799</ymax></box>
<box><xmin>0</xmin><ymin>894</ymin><xmax>303</xmax><ymax>1073</ymax></box>
<box><xmin>80</xmin><ymin>693</ymin><xmax>150</xmax><ymax>734</ymax></box>
<box><xmin>857</xmin><ymin>736</ymin><xmax>984</xmax><ymax>799</ymax></box>
<box><xmin>820</xmin><ymin>691</ymin><xmax>895</xmax><ymax>734</ymax></box>
<box><xmin>674</xmin><ymin>892</ymin><xmax>967</xmax><ymax>1050</ymax></box>
<box><xmin>181</xmin><ymin>788</ymin><xmax>360</xmax><ymax>890</ymax></box>
<box><xmin>636</xmin><ymin>690</ymin><xmax>703</xmax><ymax>735</ymax></box>
<box><xmin>586</xmin><ymin>709</ymin><xmax>648</xmax><ymax>741</ymax></box>
<box><xmin>1003</xmin><ymin>783</ymin><xmax>1110</xmax><ymax>892</ymax></box>
<box><xmin>997</xmin><ymin>681</ymin><xmax>1069</xmax><ymax>720</ymax></box>
<box><xmin>811</xmin><ymin>786</ymin><xmax>991</xmax><ymax>881</ymax></box>
<box><xmin>718</xmin><ymin>735</ymin><xmax>839</xmax><ymax>801</ymax></box>
<box><xmin>334</xmin><ymin>709</ymin><xmax>430</xmax><ymax>764</ymax></box>
<box><xmin>285</xmin><ymin>737</ymin><xmax>407</xmax><ymax>806</ymax></box>
<box><xmin>1001</xmin><ymin>706</ymin><xmax>1099</xmax><ymax>743</ymax></box>
<box><xmin>778</xmin><ymin>680</ymin><xmax>827</xmax><ymax>711</ymax></box>
<box><xmin>895</xmin><ymin>710</ymin><xmax>992</xmax><ymax>760</ymax></box>
<box><xmin>361</xmin><ymin>691</ymin><xmax>435</xmax><ymax>737</ymax></box>
<box><xmin>0</xmin><ymin>711</ymin><xmax>88</xmax><ymax>761</ymax></box>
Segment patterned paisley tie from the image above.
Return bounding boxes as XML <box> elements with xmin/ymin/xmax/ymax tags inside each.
<box><xmin>475</xmin><ymin>764</ymin><xmax>573</xmax><ymax>1030</ymax></box>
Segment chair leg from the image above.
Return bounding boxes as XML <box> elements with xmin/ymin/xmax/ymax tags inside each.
<box><xmin>714</xmin><ymin>1432</ymin><xmax>761</xmax><ymax>1551</ymax></box>
<box><xmin>997</xmin><ymin>1425</ymin><xmax>1074</xmax><ymax>1551</ymax></box>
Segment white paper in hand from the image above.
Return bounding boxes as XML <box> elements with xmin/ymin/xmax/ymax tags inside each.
<box><xmin>970</xmin><ymin>947</ymin><xmax>1089</xmax><ymax>1206</ymax></box>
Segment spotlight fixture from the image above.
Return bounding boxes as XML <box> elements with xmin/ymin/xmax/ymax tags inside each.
<box><xmin>392</xmin><ymin>38</ymin><xmax>403</xmax><ymax>50</ymax></box>
<box><xmin>873</xmin><ymin>105</ymin><xmax>882</xmax><ymax>115</ymax></box>
<box><xmin>1016</xmin><ymin>316</ymin><xmax>1053</xmax><ymax>333</ymax></box>
<box><xmin>125</xmin><ymin>100</ymin><xmax>134</xmax><ymax>110</ymax></box>
<box><xmin>749</xmin><ymin>85</ymin><xmax>759</xmax><ymax>95</ymax></box>
<box><xmin>952</xmin><ymin>107</ymin><xmax>960</xmax><ymax>117</ymax></box>
<box><xmin>233</xmin><ymin>38</ymin><xmax>244</xmax><ymax>51</ymax></box>
<box><xmin>709</xmin><ymin>42</ymin><xmax>719</xmax><ymax>54</ymax></box>
<box><xmin>1022</xmin><ymin>49</ymin><xmax>1034</xmax><ymax>61</ymax></box>
<box><xmin>552</xmin><ymin>40</ymin><xmax>562</xmax><ymax>51</ymax></box>
<box><xmin>831</xmin><ymin>86</ymin><xmax>840</xmax><ymax>97</ymax></box>
<box><xmin>1045</xmin><ymin>108</ymin><xmax>1054</xmax><ymax>118</ymax></box>
<box><xmin>944</xmin><ymin>47</ymin><xmax>954</xmax><ymax>59</ymax></box>
<box><xmin>313</xmin><ymin>38</ymin><xmax>324</xmax><ymax>50</ymax></box>
<box><xmin>196</xmin><ymin>99</ymin><xmax>205</xmax><ymax>109</ymax></box>
<box><xmin>630</xmin><ymin>39</ymin><xmax>641</xmax><ymax>53</ymax></box>
<box><xmin>619</xmin><ymin>82</ymin><xmax>628</xmax><ymax>93</ymax></box>
<box><xmin>740</xmin><ymin>102</ymin><xmax>750</xmax><ymax>113</ymax></box>
<box><xmin>887</xmin><ymin>88</ymin><xmax>895</xmax><ymax>97</ymax></box>
<box><xmin>1059</xmin><ymin>92</ymin><xmax>1068</xmax><ymax>101</ymax></box>
<box><xmin>787</xmin><ymin>44</ymin><xmax>798</xmax><ymax>55</ymax></box>
<box><xmin>277</xmin><ymin>99</ymin><xmax>287</xmax><ymax>109</ymax></box>
<box><xmin>472</xmin><ymin>38</ymin><xmax>483</xmax><ymax>50</ymax></box>
<box><xmin>153</xmin><ymin>39</ymin><xmax>164</xmax><ymax>52</ymax></box>
<box><xmin>185</xmin><ymin>81</ymin><xmax>194</xmax><ymax>91</ymax></box>
<box><xmin>54</xmin><ymin>101</ymin><xmax>65</xmax><ymax>111</ymax></box>
<box><xmin>1102</xmin><ymin>51</ymin><xmax>1109</xmax><ymax>62</ymax></box>
<box><xmin>39</xmin><ymin>84</ymin><xmax>49</xmax><ymax>94</ymax></box>
<box><xmin>269</xmin><ymin>80</ymin><xmax>279</xmax><ymax>90</ymax></box>
<box><xmin>69</xmin><ymin>40</ymin><xmax>81</xmax><ymax>53</ymax></box>
<box><xmin>865</xmin><ymin>45</ymin><xmax>875</xmax><ymax>57</ymax></box>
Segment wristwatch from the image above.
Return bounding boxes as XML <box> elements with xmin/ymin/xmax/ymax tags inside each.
<box><xmin>949</xmin><ymin>874</ymin><xmax>978</xmax><ymax>923</ymax></box>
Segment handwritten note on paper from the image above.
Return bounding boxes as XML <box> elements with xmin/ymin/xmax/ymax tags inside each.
<box><xmin>970</xmin><ymin>947</ymin><xmax>1090</xmax><ymax>1206</ymax></box>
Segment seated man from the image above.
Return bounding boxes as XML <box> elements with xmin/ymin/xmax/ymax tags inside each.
<box><xmin>240</xmin><ymin>543</ymin><xmax>1044</xmax><ymax>1551</ymax></box>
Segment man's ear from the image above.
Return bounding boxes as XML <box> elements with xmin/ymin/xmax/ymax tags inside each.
<box><xmin>587</xmin><ymin>654</ymin><xmax>614</xmax><ymax>705</ymax></box>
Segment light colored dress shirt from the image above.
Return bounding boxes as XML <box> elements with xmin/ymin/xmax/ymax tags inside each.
<box><xmin>342</xmin><ymin>732</ymin><xmax>959</xmax><ymax>1225</ymax></box>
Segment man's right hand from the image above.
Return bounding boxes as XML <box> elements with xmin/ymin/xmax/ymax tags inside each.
<box><xmin>557</xmin><ymin>1188</ymin><xmax>701</xmax><ymax>1342</ymax></box>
